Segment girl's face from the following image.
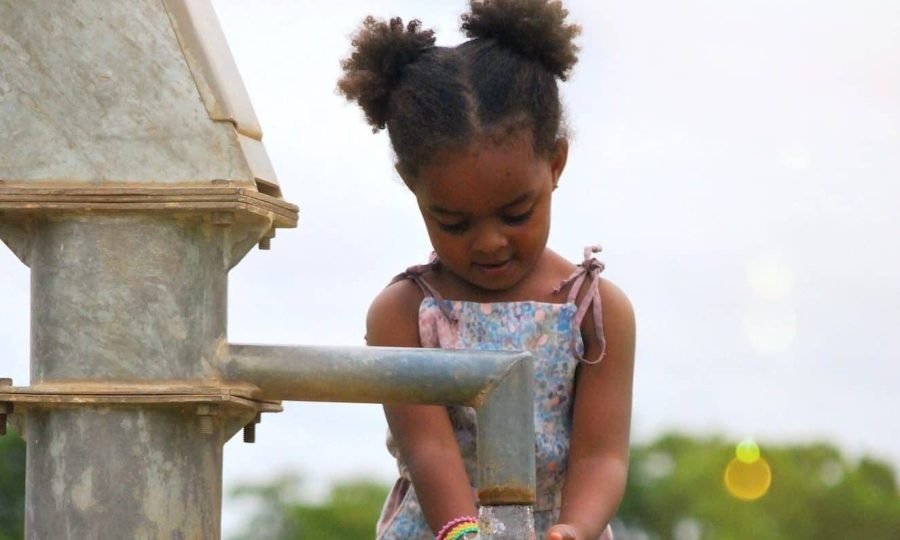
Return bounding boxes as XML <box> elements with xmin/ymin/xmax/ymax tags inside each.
<box><xmin>406</xmin><ymin>134</ymin><xmax>568</xmax><ymax>293</ymax></box>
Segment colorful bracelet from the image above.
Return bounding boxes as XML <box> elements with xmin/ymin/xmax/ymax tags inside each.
<box><xmin>445</xmin><ymin>523</ymin><xmax>477</xmax><ymax>540</ymax></box>
<box><xmin>436</xmin><ymin>515</ymin><xmax>478</xmax><ymax>540</ymax></box>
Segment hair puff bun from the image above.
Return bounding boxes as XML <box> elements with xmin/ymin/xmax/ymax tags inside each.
<box><xmin>461</xmin><ymin>0</ymin><xmax>580</xmax><ymax>80</ymax></box>
<box><xmin>338</xmin><ymin>17</ymin><xmax>436</xmax><ymax>130</ymax></box>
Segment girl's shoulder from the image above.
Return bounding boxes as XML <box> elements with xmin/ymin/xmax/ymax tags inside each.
<box><xmin>581</xmin><ymin>274</ymin><xmax>634</xmax><ymax>365</ymax></box>
<box><xmin>546</xmin><ymin>246</ymin><xmax>634</xmax><ymax>363</ymax></box>
<box><xmin>365</xmin><ymin>277</ymin><xmax>425</xmax><ymax>348</ymax></box>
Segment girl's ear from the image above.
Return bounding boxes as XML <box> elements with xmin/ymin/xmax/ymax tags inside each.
<box><xmin>395</xmin><ymin>163</ymin><xmax>417</xmax><ymax>192</ymax></box>
<box><xmin>550</xmin><ymin>138</ymin><xmax>569</xmax><ymax>189</ymax></box>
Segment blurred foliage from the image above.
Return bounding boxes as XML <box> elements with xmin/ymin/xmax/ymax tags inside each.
<box><xmin>232</xmin><ymin>434</ymin><xmax>900</xmax><ymax>540</ymax></box>
<box><xmin>229</xmin><ymin>474</ymin><xmax>389</xmax><ymax>540</ymax></box>
<box><xmin>618</xmin><ymin>434</ymin><xmax>900</xmax><ymax>539</ymax></box>
<box><xmin>0</xmin><ymin>430</ymin><xmax>25</xmax><ymax>540</ymax></box>
<box><xmin>2</xmin><ymin>430</ymin><xmax>899</xmax><ymax>539</ymax></box>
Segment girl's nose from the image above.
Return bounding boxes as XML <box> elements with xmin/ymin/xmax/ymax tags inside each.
<box><xmin>472</xmin><ymin>225</ymin><xmax>509</xmax><ymax>255</ymax></box>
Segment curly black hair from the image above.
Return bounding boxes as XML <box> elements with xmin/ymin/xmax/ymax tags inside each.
<box><xmin>338</xmin><ymin>0</ymin><xmax>581</xmax><ymax>179</ymax></box>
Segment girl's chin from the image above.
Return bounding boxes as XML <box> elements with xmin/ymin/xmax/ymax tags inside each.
<box><xmin>467</xmin><ymin>263</ymin><xmax>525</xmax><ymax>292</ymax></box>
<box><xmin>441</xmin><ymin>261</ymin><xmax>527</xmax><ymax>294</ymax></box>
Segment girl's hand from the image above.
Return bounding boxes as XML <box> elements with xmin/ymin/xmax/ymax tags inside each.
<box><xmin>546</xmin><ymin>523</ymin><xmax>580</xmax><ymax>540</ymax></box>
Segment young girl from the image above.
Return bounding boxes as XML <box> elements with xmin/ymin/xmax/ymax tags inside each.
<box><xmin>338</xmin><ymin>2</ymin><xmax>635</xmax><ymax>539</ymax></box>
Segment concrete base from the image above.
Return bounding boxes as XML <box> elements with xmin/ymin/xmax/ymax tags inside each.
<box><xmin>24</xmin><ymin>407</ymin><xmax>223</xmax><ymax>539</ymax></box>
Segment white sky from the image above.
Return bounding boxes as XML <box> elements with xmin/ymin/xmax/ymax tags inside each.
<box><xmin>1</xmin><ymin>0</ymin><xmax>898</xmax><ymax>536</ymax></box>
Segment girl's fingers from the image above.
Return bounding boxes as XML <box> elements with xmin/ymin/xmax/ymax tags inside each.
<box><xmin>546</xmin><ymin>524</ymin><xmax>578</xmax><ymax>540</ymax></box>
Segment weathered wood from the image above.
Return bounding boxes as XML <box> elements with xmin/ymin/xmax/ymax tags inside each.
<box><xmin>0</xmin><ymin>186</ymin><xmax>299</xmax><ymax>227</ymax></box>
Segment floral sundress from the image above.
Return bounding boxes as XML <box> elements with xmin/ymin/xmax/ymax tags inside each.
<box><xmin>376</xmin><ymin>247</ymin><xmax>614</xmax><ymax>540</ymax></box>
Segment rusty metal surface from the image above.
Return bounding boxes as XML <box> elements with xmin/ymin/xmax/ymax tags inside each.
<box><xmin>476</xmin><ymin>357</ymin><xmax>537</xmax><ymax>505</ymax></box>
<box><xmin>477</xmin><ymin>485</ymin><xmax>536</xmax><ymax>506</ymax></box>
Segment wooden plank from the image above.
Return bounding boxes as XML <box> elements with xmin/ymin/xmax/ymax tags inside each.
<box><xmin>0</xmin><ymin>200</ymin><xmax>297</xmax><ymax>228</ymax></box>
<box><xmin>0</xmin><ymin>186</ymin><xmax>298</xmax><ymax>215</ymax></box>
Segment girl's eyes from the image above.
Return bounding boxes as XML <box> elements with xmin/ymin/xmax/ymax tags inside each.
<box><xmin>437</xmin><ymin>209</ymin><xmax>534</xmax><ymax>234</ymax></box>
<box><xmin>438</xmin><ymin>221</ymin><xmax>470</xmax><ymax>234</ymax></box>
<box><xmin>502</xmin><ymin>209</ymin><xmax>534</xmax><ymax>225</ymax></box>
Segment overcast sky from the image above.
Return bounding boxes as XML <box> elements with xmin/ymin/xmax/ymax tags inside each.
<box><xmin>1</xmin><ymin>0</ymin><xmax>898</xmax><ymax>536</ymax></box>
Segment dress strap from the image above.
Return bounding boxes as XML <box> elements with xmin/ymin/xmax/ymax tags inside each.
<box><xmin>389</xmin><ymin>254</ymin><xmax>458</xmax><ymax>322</ymax></box>
<box><xmin>553</xmin><ymin>245</ymin><xmax>607</xmax><ymax>364</ymax></box>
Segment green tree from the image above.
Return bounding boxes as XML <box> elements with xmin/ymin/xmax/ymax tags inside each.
<box><xmin>6</xmin><ymin>429</ymin><xmax>899</xmax><ymax>539</ymax></box>
<box><xmin>618</xmin><ymin>434</ymin><xmax>900</xmax><ymax>540</ymax></box>
<box><xmin>229</xmin><ymin>475</ymin><xmax>389</xmax><ymax>540</ymax></box>
<box><xmin>0</xmin><ymin>430</ymin><xmax>26</xmax><ymax>540</ymax></box>
<box><xmin>230</xmin><ymin>434</ymin><xmax>900</xmax><ymax>539</ymax></box>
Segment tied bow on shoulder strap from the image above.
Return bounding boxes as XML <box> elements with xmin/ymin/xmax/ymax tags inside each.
<box><xmin>553</xmin><ymin>245</ymin><xmax>607</xmax><ymax>365</ymax></box>
<box><xmin>390</xmin><ymin>254</ymin><xmax>458</xmax><ymax>323</ymax></box>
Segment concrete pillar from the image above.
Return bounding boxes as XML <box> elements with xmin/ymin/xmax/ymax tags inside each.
<box><xmin>1</xmin><ymin>1</ymin><xmax>293</xmax><ymax>537</ymax></box>
<box><xmin>21</xmin><ymin>216</ymin><xmax>229</xmax><ymax>538</ymax></box>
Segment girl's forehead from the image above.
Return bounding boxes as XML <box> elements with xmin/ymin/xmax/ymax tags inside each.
<box><xmin>414</xmin><ymin>140</ymin><xmax>550</xmax><ymax>212</ymax></box>
<box><xmin>425</xmin><ymin>130</ymin><xmax>534</xmax><ymax>166</ymax></box>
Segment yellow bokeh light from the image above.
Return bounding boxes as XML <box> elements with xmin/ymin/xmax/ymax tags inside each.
<box><xmin>736</xmin><ymin>440</ymin><xmax>760</xmax><ymax>464</ymax></box>
<box><xmin>724</xmin><ymin>457</ymin><xmax>772</xmax><ymax>501</ymax></box>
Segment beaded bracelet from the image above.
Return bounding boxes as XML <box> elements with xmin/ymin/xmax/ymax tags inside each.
<box><xmin>436</xmin><ymin>516</ymin><xmax>478</xmax><ymax>540</ymax></box>
<box><xmin>444</xmin><ymin>523</ymin><xmax>477</xmax><ymax>540</ymax></box>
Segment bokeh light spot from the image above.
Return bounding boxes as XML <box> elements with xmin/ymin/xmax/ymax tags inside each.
<box><xmin>736</xmin><ymin>440</ymin><xmax>760</xmax><ymax>464</ymax></box>
<box><xmin>724</xmin><ymin>457</ymin><xmax>772</xmax><ymax>501</ymax></box>
<box><xmin>819</xmin><ymin>460</ymin><xmax>844</xmax><ymax>487</ymax></box>
<box><xmin>742</xmin><ymin>300</ymin><xmax>798</xmax><ymax>354</ymax></box>
<box><xmin>747</xmin><ymin>254</ymin><xmax>795</xmax><ymax>301</ymax></box>
<box><xmin>672</xmin><ymin>518</ymin><xmax>703</xmax><ymax>540</ymax></box>
<box><xmin>639</xmin><ymin>451</ymin><xmax>676</xmax><ymax>483</ymax></box>
<box><xmin>781</xmin><ymin>145</ymin><xmax>813</xmax><ymax>170</ymax></box>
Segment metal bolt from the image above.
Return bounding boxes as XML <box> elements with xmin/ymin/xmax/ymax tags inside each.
<box><xmin>242</xmin><ymin>422</ymin><xmax>255</xmax><ymax>443</ymax></box>
<box><xmin>258</xmin><ymin>229</ymin><xmax>275</xmax><ymax>250</ymax></box>
<box><xmin>0</xmin><ymin>381</ymin><xmax>11</xmax><ymax>436</ymax></box>
<box><xmin>196</xmin><ymin>405</ymin><xmax>216</xmax><ymax>436</ymax></box>
<box><xmin>0</xmin><ymin>403</ymin><xmax>11</xmax><ymax>436</ymax></box>
<box><xmin>243</xmin><ymin>413</ymin><xmax>261</xmax><ymax>444</ymax></box>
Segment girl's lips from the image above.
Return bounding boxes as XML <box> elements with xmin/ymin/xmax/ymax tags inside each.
<box><xmin>474</xmin><ymin>260</ymin><xmax>512</xmax><ymax>274</ymax></box>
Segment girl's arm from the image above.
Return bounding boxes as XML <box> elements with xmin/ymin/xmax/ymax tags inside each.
<box><xmin>366</xmin><ymin>281</ymin><xmax>478</xmax><ymax>534</ymax></box>
<box><xmin>549</xmin><ymin>279</ymin><xmax>636</xmax><ymax>540</ymax></box>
